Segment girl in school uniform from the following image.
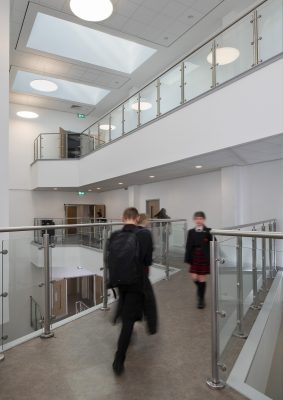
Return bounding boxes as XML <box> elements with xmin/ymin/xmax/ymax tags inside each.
<box><xmin>184</xmin><ymin>211</ymin><xmax>212</xmax><ymax>309</ymax></box>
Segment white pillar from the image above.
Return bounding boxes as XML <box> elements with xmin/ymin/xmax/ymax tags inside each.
<box><xmin>0</xmin><ymin>0</ymin><xmax>10</xmax><ymax>233</ymax></box>
<box><xmin>221</xmin><ymin>166</ymin><xmax>248</xmax><ymax>227</ymax></box>
<box><xmin>128</xmin><ymin>185</ymin><xmax>140</xmax><ymax>209</ymax></box>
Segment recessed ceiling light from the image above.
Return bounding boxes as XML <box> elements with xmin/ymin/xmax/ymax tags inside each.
<box><xmin>88</xmin><ymin>189</ymin><xmax>92</xmax><ymax>192</ymax></box>
<box><xmin>96</xmin><ymin>187</ymin><xmax>101</xmax><ymax>190</ymax></box>
<box><xmin>100</xmin><ymin>124</ymin><xmax>116</xmax><ymax>131</ymax></box>
<box><xmin>30</xmin><ymin>79</ymin><xmax>58</xmax><ymax>92</ymax></box>
<box><xmin>207</xmin><ymin>47</ymin><xmax>240</xmax><ymax>66</ymax></box>
<box><xmin>118</xmin><ymin>182</ymin><xmax>123</xmax><ymax>185</ymax></box>
<box><xmin>53</xmin><ymin>187</ymin><xmax>58</xmax><ymax>191</ymax></box>
<box><xmin>70</xmin><ymin>0</ymin><xmax>113</xmax><ymax>21</ymax></box>
<box><xmin>131</xmin><ymin>100</ymin><xmax>152</xmax><ymax>111</ymax></box>
<box><xmin>149</xmin><ymin>175</ymin><xmax>155</xmax><ymax>178</ymax></box>
<box><xmin>16</xmin><ymin>111</ymin><xmax>39</xmax><ymax>119</ymax></box>
<box><xmin>195</xmin><ymin>165</ymin><xmax>203</xmax><ymax>169</ymax></box>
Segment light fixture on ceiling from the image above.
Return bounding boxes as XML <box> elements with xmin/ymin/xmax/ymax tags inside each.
<box><xmin>207</xmin><ymin>47</ymin><xmax>240</xmax><ymax>66</ymax></box>
<box><xmin>149</xmin><ymin>175</ymin><xmax>155</xmax><ymax>178</ymax></box>
<box><xmin>118</xmin><ymin>182</ymin><xmax>123</xmax><ymax>185</ymax></box>
<box><xmin>70</xmin><ymin>0</ymin><xmax>113</xmax><ymax>22</ymax></box>
<box><xmin>16</xmin><ymin>111</ymin><xmax>39</xmax><ymax>119</ymax></box>
<box><xmin>195</xmin><ymin>165</ymin><xmax>203</xmax><ymax>169</ymax></box>
<box><xmin>53</xmin><ymin>187</ymin><xmax>58</xmax><ymax>191</ymax></box>
<box><xmin>100</xmin><ymin>124</ymin><xmax>116</xmax><ymax>131</ymax></box>
<box><xmin>30</xmin><ymin>79</ymin><xmax>58</xmax><ymax>92</ymax></box>
<box><xmin>131</xmin><ymin>99</ymin><xmax>152</xmax><ymax>111</ymax></box>
<box><xmin>96</xmin><ymin>187</ymin><xmax>101</xmax><ymax>190</ymax></box>
<box><xmin>88</xmin><ymin>189</ymin><xmax>92</xmax><ymax>192</ymax></box>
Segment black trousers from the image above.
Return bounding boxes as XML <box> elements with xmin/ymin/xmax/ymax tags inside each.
<box><xmin>116</xmin><ymin>320</ymin><xmax>135</xmax><ymax>361</ymax></box>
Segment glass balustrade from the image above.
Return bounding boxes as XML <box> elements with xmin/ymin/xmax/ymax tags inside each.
<box><xmin>33</xmin><ymin>0</ymin><xmax>283</xmax><ymax>162</ymax></box>
<box><xmin>0</xmin><ymin>219</ymin><xmax>186</xmax><ymax>350</ymax></box>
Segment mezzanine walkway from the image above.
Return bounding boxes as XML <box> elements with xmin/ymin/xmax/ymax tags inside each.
<box><xmin>0</xmin><ymin>267</ymin><xmax>246</xmax><ymax>400</ymax></box>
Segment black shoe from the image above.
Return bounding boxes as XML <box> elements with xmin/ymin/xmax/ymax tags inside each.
<box><xmin>197</xmin><ymin>298</ymin><xmax>205</xmax><ymax>309</ymax></box>
<box><xmin>112</xmin><ymin>358</ymin><xmax>125</xmax><ymax>376</ymax></box>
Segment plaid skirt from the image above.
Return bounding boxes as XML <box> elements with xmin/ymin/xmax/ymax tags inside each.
<box><xmin>189</xmin><ymin>248</ymin><xmax>210</xmax><ymax>275</ymax></box>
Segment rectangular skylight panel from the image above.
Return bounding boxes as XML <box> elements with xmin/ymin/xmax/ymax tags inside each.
<box><xmin>27</xmin><ymin>13</ymin><xmax>157</xmax><ymax>74</ymax></box>
<box><xmin>12</xmin><ymin>71</ymin><xmax>110</xmax><ymax>105</ymax></box>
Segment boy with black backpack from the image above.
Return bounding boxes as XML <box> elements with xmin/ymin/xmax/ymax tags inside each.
<box><xmin>108</xmin><ymin>207</ymin><xmax>158</xmax><ymax>376</ymax></box>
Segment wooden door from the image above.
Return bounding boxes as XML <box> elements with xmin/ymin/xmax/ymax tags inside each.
<box><xmin>95</xmin><ymin>275</ymin><xmax>103</xmax><ymax>305</ymax></box>
<box><xmin>65</xmin><ymin>205</ymin><xmax>77</xmax><ymax>234</ymax></box>
<box><xmin>146</xmin><ymin>199</ymin><xmax>160</xmax><ymax>218</ymax></box>
<box><xmin>94</xmin><ymin>205</ymin><xmax>106</xmax><ymax>219</ymax></box>
<box><xmin>52</xmin><ymin>280</ymin><xmax>67</xmax><ymax>318</ymax></box>
<box><xmin>59</xmin><ymin>127</ymin><xmax>67</xmax><ymax>159</ymax></box>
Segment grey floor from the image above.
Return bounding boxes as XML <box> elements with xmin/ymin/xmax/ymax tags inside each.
<box><xmin>0</xmin><ymin>267</ymin><xmax>247</xmax><ymax>400</ymax></box>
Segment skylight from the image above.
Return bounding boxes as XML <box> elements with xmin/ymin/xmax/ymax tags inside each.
<box><xmin>27</xmin><ymin>13</ymin><xmax>157</xmax><ymax>74</ymax></box>
<box><xmin>12</xmin><ymin>71</ymin><xmax>110</xmax><ymax>105</ymax></box>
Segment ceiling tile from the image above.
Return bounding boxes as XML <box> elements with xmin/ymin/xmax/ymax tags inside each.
<box><xmin>191</xmin><ymin>0</ymin><xmax>223</xmax><ymax>14</ymax></box>
<box><xmin>149</xmin><ymin>14</ymin><xmax>172</xmax><ymax>30</ymax></box>
<box><xmin>140</xmin><ymin>0</ymin><xmax>170</xmax><ymax>11</ymax></box>
<box><xmin>162</xmin><ymin>1</ymin><xmax>190</xmax><ymax>19</ymax></box>
<box><xmin>100</xmin><ymin>13</ymin><xmax>128</xmax><ymax>30</ymax></box>
<box><xmin>131</xmin><ymin>6</ymin><xmax>156</xmax><ymax>25</ymax></box>
<box><xmin>122</xmin><ymin>19</ymin><xmax>149</xmax><ymax>36</ymax></box>
<box><xmin>116</xmin><ymin>0</ymin><xmax>140</xmax><ymax>17</ymax></box>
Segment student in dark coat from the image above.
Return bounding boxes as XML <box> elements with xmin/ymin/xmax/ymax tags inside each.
<box><xmin>184</xmin><ymin>211</ymin><xmax>212</xmax><ymax>309</ymax></box>
<box><xmin>111</xmin><ymin>208</ymin><xmax>158</xmax><ymax>376</ymax></box>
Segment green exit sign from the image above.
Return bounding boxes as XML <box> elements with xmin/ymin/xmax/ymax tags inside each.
<box><xmin>77</xmin><ymin>113</ymin><xmax>86</xmax><ymax>119</ymax></box>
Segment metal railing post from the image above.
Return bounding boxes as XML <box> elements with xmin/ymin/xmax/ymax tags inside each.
<box><xmin>180</xmin><ymin>61</ymin><xmax>185</xmax><ymax>105</ymax></box>
<box><xmin>40</xmin><ymin>232</ymin><xmax>54</xmax><ymax>339</ymax></box>
<box><xmin>233</xmin><ymin>236</ymin><xmax>247</xmax><ymax>338</ymax></box>
<box><xmin>137</xmin><ymin>92</ymin><xmax>141</xmax><ymax>127</ymax></box>
<box><xmin>272</xmin><ymin>220</ymin><xmax>277</xmax><ymax>272</ymax></box>
<box><xmin>268</xmin><ymin>222</ymin><xmax>273</xmax><ymax>279</ymax></box>
<box><xmin>165</xmin><ymin>222</ymin><xmax>170</xmax><ymax>280</ymax></box>
<box><xmin>250</xmin><ymin>231</ymin><xmax>261</xmax><ymax>310</ymax></box>
<box><xmin>207</xmin><ymin>239</ymin><xmax>225</xmax><ymax>390</ymax></box>
<box><xmin>211</xmin><ymin>40</ymin><xmax>217</xmax><ymax>88</ymax></box>
<box><xmin>156</xmin><ymin>78</ymin><xmax>161</xmax><ymax>116</ymax></box>
<box><xmin>261</xmin><ymin>224</ymin><xmax>267</xmax><ymax>292</ymax></box>
<box><xmin>101</xmin><ymin>226</ymin><xmax>110</xmax><ymax>311</ymax></box>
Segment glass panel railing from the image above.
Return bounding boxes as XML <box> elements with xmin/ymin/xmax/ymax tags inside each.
<box><xmin>207</xmin><ymin>218</ymin><xmax>279</xmax><ymax>392</ymax></box>
<box><xmin>33</xmin><ymin>0</ymin><xmax>283</xmax><ymax>162</ymax></box>
<box><xmin>258</xmin><ymin>0</ymin><xmax>283</xmax><ymax>62</ymax></box>
<box><xmin>184</xmin><ymin>41</ymin><xmax>213</xmax><ymax>101</ymax></box>
<box><xmin>2</xmin><ymin>235</ymin><xmax>44</xmax><ymax>347</ymax></box>
<box><xmin>215</xmin><ymin>13</ymin><xmax>254</xmax><ymax>85</ymax></box>
<box><xmin>139</xmin><ymin>81</ymin><xmax>158</xmax><ymax>125</ymax></box>
<box><xmin>80</xmin><ymin>134</ymin><xmax>94</xmax><ymax>157</ymax></box>
<box><xmin>159</xmin><ymin>65</ymin><xmax>182</xmax><ymax>114</ymax></box>
<box><xmin>124</xmin><ymin>94</ymin><xmax>139</xmax><ymax>134</ymax></box>
<box><xmin>110</xmin><ymin>106</ymin><xmax>123</xmax><ymax>140</ymax></box>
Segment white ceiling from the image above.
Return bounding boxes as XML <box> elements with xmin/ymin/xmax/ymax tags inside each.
<box><xmin>35</xmin><ymin>134</ymin><xmax>283</xmax><ymax>192</ymax></box>
<box><xmin>10</xmin><ymin>0</ymin><xmax>260</xmax><ymax>118</ymax></box>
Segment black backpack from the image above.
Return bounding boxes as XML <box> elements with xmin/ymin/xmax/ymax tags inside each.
<box><xmin>107</xmin><ymin>229</ymin><xmax>141</xmax><ymax>287</ymax></box>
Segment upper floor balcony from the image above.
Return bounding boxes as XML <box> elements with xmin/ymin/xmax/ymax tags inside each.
<box><xmin>31</xmin><ymin>0</ymin><xmax>283</xmax><ymax>189</ymax></box>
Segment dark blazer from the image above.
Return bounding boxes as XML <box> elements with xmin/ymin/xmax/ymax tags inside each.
<box><xmin>184</xmin><ymin>226</ymin><xmax>212</xmax><ymax>264</ymax></box>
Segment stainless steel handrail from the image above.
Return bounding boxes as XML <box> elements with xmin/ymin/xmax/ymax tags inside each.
<box><xmin>211</xmin><ymin>229</ymin><xmax>283</xmax><ymax>239</ymax></box>
<box><xmin>0</xmin><ymin>219</ymin><xmax>186</xmax><ymax>233</ymax></box>
<box><xmin>223</xmin><ymin>219</ymin><xmax>276</xmax><ymax>230</ymax></box>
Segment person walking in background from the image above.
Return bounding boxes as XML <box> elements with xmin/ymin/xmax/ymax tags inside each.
<box><xmin>108</xmin><ymin>207</ymin><xmax>158</xmax><ymax>376</ymax></box>
<box><xmin>184</xmin><ymin>211</ymin><xmax>212</xmax><ymax>309</ymax></box>
<box><xmin>154</xmin><ymin>208</ymin><xmax>170</xmax><ymax>219</ymax></box>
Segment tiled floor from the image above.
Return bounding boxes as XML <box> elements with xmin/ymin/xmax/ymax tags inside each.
<box><xmin>0</xmin><ymin>267</ymin><xmax>247</xmax><ymax>400</ymax></box>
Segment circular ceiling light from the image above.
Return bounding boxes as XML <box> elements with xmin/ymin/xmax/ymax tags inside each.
<box><xmin>100</xmin><ymin>124</ymin><xmax>116</xmax><ymax>131</ymax></box>
<box><xmin>96</xmin><ymin>187</ymin><xmax>101</xmax><ymax>190</ymax></box>
<box><xmin>118</xmin><ymin>182</ymin><xmax>123</xmax><ymax>185</ymax></box>
<box><xmin>207</xmin><ymin>47</ymin><xmax>240</xmax><ymax>66</ymax></box>
<box><xmin>16</xmin><ymin>111</ymin><xmax>39</xmax><ymax>119</ymax></box>
<box><xmin>70</xmin><ymin>0</ymin><xmax>113</xmax><ymax>22</ymax></box>
<box><xmin>149</xmin><ymin>175</ymin><xmax>155</xmax><ymax>178</ymax></box>
<box><xmin>195</xmin><ymin>165</ymin><xmax>203</xmax><ymax>169</ymax></box>
<box><xmin>30</xmin><ymin>79</ymin><xmax>58</xmax><ymax>92</ymax></box>
<box><xmin>131</xmin><ymin>100</ymin><xmax>152</xmax><ymax>111</ymax></box>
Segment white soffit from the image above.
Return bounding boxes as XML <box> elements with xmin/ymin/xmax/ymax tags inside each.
<box><xmin>12</xmin><ymin>70</ymin><xmax>110</xmax><ymax>105</ymax></box>
<box><xmin>25</xmin><ymin>11</ymin><xmax>157</xmax><ymax>74</ymax></box>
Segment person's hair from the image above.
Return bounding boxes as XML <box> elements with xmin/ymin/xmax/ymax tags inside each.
<box><xmin>154</xmin><ymin>208</ymin><xmax>169</xmax><ymax>219</ymax></box>
<box><xmin>138</xmin><ymin>213</ymin><xmax>148</xmax><ymax>225</ymax></box>
<box><xmin>123</xmin><ymin>207</ymin><xmax>139</xmax><ymax>220</ymax></box>
<box><xmin>193</xmin><ymin>211</ymin><xmax>206</xmax><ymax>219</ymax></box>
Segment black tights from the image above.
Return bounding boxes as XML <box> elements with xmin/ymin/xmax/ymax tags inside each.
<box><xmin>116</xmin><ymin>320</ymin><xmax>135</xmax><ymax>362</ymax></box>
